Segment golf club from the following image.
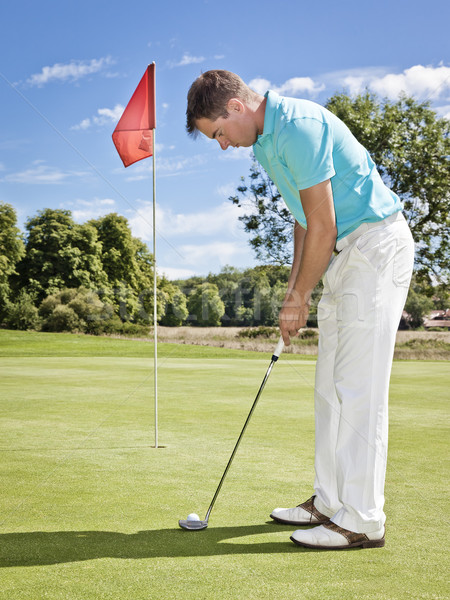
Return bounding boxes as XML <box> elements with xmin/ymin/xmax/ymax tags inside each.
<box><xmin>179</xmin><ymin>336</ymin><xmax>285</xmax><ymax>531</ymax></box>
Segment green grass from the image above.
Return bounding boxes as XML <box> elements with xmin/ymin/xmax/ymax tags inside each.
<box><xmin>0</xmin><ymin>330</ymin><xmax>448</xmax><ymax>599</ymax></box>
<box><xmin>0</xmin><ymin>328</ymin><xmax>316</xmax><ymax>360</ymax></box>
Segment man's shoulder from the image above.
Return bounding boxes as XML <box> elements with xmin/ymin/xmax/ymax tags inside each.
<box><xmin>276</xmin><ymin>94</ymin><xmax>327</xmax><ymax>120</ymax></box>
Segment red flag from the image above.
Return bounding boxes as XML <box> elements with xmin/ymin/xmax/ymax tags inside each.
<box><xmin>112</xmin><ymin>63</ymin><xmax>156</xmax><ymax>168</ymax></box>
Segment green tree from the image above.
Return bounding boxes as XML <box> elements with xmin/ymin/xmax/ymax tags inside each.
<box><xmin>206</xmin><ymin>266</ymin><xmax>245</xmax><ymax>325</ymax></box>
<box><xmin>39</xmin><ymin>287</ymin><xmax>114</xmax><ymax>333</ymax></box>
<box><xmin>230</xmin><ymin>94</ymin><xmax>450</xmax><ymax>285</ymax></box>
<box><xmin>158</xmin><ymin>279</ymin><xmax>189</xmax><ymax>326</ymax></box>
<box><xmin>89</xmin><ymin>213</ymin><xmax>145</xmax><ymax>289</ymax></box>
<box><xmin>325</xmin><ymin>93</ymin><xmax>449</xmax><ymax>284</ymax></box>
<box><xmin>404</xmin><ymin>285</ymin><xmax>434</xmax><ymax>329</ymax></box>
<box><xmin>89</xmin><ymin>213</ymin><xmax>157</xmax><ymax>322</ymax></box>
<box><xmin>187</xmin><ymin>282</ymin><xmax>225</xmax><ymax>326</ymax></box>
<box><xmin>178</xmin><ymin>265</ymin><xmax>293</xmax><ymax>326</ymax></box>
<box><xmin>17</xmin><ymin>209</ymin><xmax>107</xmax><ymax>302</ymax></box>
<box><xmin>0</xmin><ymin>202</ymin><xmax>25</xmax><ymax>319</ymax></box>
<box><xmin>3</xmin><ymin>290</ymin><xmax>40</xmax><ymax>330</ymax></box>
<box><xmin>229</xmin><ymin>161</ymin><xmax>294</xmax><ymax>265</ymax></box>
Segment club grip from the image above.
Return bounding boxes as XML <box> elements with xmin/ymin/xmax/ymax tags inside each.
<box><xmin>272</xmin><ymin>336</ymin><xmax>285</xmax><ymax>361</ymax></box>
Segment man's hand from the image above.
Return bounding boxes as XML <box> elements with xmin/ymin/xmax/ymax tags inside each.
<box><xmin>279</xmin><ymin>289</ymin><xmax>311</xmax><ymax>346</ymax></box>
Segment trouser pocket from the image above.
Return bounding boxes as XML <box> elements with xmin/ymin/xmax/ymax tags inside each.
<box><xmin>392</xmin><ymin>233</ymin><xmax>415</xmax><ymax>288</ymax></box>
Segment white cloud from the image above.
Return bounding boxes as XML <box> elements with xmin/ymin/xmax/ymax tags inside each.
<box><xmin>327</xmin><ymin>64</ymin><xmax>450</xmax><ymax>102</ymax></box>
<box><xmin>127</xmin><ymin>200</ymin><xmax>256</xmax><ymax>275</ymax></box>
<box><xmin>123</xmin><ymin>153</ymin><xmax>208</xmax><ymax>181</ymax></box>
<box><xmin>219</xmin><ymin>146</ymin><xmax>253</xmax><ymax>161</ymax></box>
<box><xmin>67</xmin><ymin>198</ymin><xmax>116</xmax><ymax>222</ymax></box>
<box><xmin>249</xmin><ymin>76</ymin><xmax>325</xmax><ymax>97</ymax></box>
<box><xmin>27</xmin><ymin>56</ymin><xmax>115</xmax><ymax>87</ymax></box>
<box><xmin>178</xmin><ymin>241</ymin><xmax>247</xmax><ymax>268</ymax></box>
<box><xmin>248</xmin><ymin>78</ymin><xmax>271</xmax><ymax>95</ymax></box>
<box><xmin>157</xmin><ymin>266</ymin><xmax>197</xmax><ymax>280</ymax></box>
<box><xmin>370</xmin><ymin>64</ymin><xmax>450</xmax><ymax>100</ymax></box>
<box><xmin>129</xmin><ymin>201</ymin><xmax>243</xmax><ymax>242</ymax></box>
<box><xmin>435</xmin><ymin>104</ymin><xmax>450</xmax><ymax>120</ymax></box>
<box><xmin>72</xmin><ymin>104</ymin><xmax>125</xmax><ymax>130</ymax></box>
<box><xmin>250</xmin><ymin>64</ymin><xmax>450</xmax><ymax>106</ymax></box>
<box><xmin>72</xmin><ymin>118</ymin><xmax>91</xmax><ymax>131</ymax></box>
<box><xmin>3</xmin><ymin>162</ymin><xmax>70</xmax><ymax>184</ymax></box>
<box><xmin>96</xmin><ymin>105</ymin><xmax>124</xmax><ymax>123</ymax></box>
<box><xmin>169</xmin><ymin>53</ymin><xmax>205</xmax><ymax>68</ymax></box>
<box><xmin>216</xmin><ymin>182</ymin><xmax>238</xmax><ymax>199</ymax></box>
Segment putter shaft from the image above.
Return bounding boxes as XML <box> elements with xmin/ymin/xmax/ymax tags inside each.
<box><xmin>204</xmin><ymin>337</ymin><xmax>284</xmax><ymax>522</ymax></box>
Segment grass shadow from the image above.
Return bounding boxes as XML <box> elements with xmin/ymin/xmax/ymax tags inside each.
<box><xmin>0</xmin><ymin>523</ymin><xmax>315</xmax><ymax>567</ymax></box>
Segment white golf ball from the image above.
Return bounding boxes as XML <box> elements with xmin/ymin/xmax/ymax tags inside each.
<box><xmin>187</xmin><ymin>513</ymin><xmax>200</xmax><ymax>521</ymax></box>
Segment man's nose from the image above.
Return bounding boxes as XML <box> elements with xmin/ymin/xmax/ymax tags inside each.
<box><xmin>218</xmin><ymin>138</ymin><xmax>230</xmax><ymax>150</ymax></box>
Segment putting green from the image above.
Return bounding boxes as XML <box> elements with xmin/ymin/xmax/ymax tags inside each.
<box><xmin>0</xmin><ymin>340</ymin><xmax>448</xmax><ymax>599</ymax></box>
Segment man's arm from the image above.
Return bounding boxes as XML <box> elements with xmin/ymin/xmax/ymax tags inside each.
<box><xmin>287</xmin><ymin>220</ymin><xmax>306</xmax><ymax>291</ymax></box>
<box><xmin>279</xmin><ymin>179</ymin><xmax>337</xmax><ymax>345</ymax></box>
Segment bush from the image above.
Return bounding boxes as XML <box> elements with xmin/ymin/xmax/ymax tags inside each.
<box><xmin>3</xmin><ymin>291</ymin><xmax>41</xmax><ymax>331</ymax></box>
<box><xmin>39</xmin><ymin>287</ymin><xmax>115</xmax><ymax>334</ymax></box>
<box><xmin>238</xmin><ymin>326</ymin><xmax>279</xmax><ymax>339</ymax></box>
<box><xmin>238</xmin><ymin>326</ymin><xmax>319</xmax><ymax>340</ymax></box>
<box><xmin>42</xmin><ymin>304</ymin><xmax>82</xmax><ymax>332</ymax></box>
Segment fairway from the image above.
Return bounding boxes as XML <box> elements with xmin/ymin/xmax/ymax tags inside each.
<box><xmin>0</xmin><ymin>334</ymin><xmax>449</xmax><ymax>599</ymax></box>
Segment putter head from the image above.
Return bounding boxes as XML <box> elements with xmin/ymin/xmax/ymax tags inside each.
<box><xmin>178</xmin><ymin>518</ymin><xmax>208</xmax><ymax>530</ymax></box>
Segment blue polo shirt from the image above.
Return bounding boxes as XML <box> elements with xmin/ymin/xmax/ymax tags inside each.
<box><xmin>253</xmin><ymin>91</ymin><xmax>401</xmax><ymax>240</ymax></box>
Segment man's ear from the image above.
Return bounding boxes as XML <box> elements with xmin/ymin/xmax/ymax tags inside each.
<box><xmin>227</xmin><ymin>98</ymin><xmax>244</xmax><ymax>113</ymax></box>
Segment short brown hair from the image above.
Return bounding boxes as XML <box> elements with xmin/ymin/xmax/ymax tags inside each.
<box><xmin>186</xmin><ymin>70</ymin><xmax>252</xmax><ymax>136</ymax></box>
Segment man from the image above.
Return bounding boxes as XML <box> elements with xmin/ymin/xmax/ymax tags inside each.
<box><xmin>186</xmin><ymin>70</ymin><xmax>414</xmax><ymax>550</ymax></box>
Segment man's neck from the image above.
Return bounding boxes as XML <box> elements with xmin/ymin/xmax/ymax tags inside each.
<box><xmin>254</xmin><ymin>95</ymin><xmax>267</xmax><ymax>136</ymax></box>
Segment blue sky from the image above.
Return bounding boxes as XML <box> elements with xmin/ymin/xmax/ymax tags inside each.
<box><xmin>1</xmin><ymin>0</ymin><xmax>449</xmax><ymax>279</ymax></box>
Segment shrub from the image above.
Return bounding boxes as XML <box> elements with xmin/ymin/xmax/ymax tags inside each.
<box><xmin>3</xmin><ymin>291</ymin><xmax>41</xmax><ymax>331</ymax></box>
<box><xmin>238</xmin><ymin>326</ymin><xmax>279</xmax><ymax>339</ymax></box>
<box><xmin>39</xmin><ymin>287</ymin><xmax>115</xmax><ymax>334</ymax></box>
<box><xmin>42</xmin><ymin>304</ymin><xmax>82</xmax><ymax>332</ymax></box>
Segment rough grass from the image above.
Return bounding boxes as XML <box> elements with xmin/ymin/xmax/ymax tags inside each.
<box><xmin>0</xmin><ymin>331</ymin><xmax>449</xmax><ymax>599</ymax></box>
<box><xmin>154</xmin><ymin>326</ymin><xmax>450</xmax><ymax>360</ymax></box>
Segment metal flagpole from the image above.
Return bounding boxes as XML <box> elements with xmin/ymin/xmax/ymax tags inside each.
<box><xmin>151</xmin><ymin>62</ymin><xmax>158</xmax><ymax>448</ymax></box>
<box><xmin>152</xmin><ymin>126</ymin><xmax>158</xmax><ymax>448</ymax></box>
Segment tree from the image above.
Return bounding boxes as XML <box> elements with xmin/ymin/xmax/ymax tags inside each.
<box><xmin>229</xmin><ymin>161</ymin><xmax>294</xmax><ymax>265</ymax></box>
<box><xmin>17</xmin><ymin>209</ymin><xmax>107</xmax><ymax>302</ymax></box>
<box><xmin>0</xmin><ymin>202</ymin><xmax>25</xmax><ymax>319</ymax></box>
<box><xmin>158</xmin><ymin>278</ymin><xmax>189</xmax><ymax>326</ymax></box>
<box><xmin>3</xmin><ymin>290</ymin><xmax>40</xmax><ymax>330</ymax></box>
<box><xmin>230</xmin><ymin>93</ymin><xmax>450</xmax><ymax>284</ymax></box>
<box><xmin>325</xmin><ymin>93</ymin><xmax>449</xmax><ymax>284</ymax></box>
<box><xmin>404</xmin><ymin>284</ymin><xmax>434</xmax><ymax>329</ymax></box>
<box><xmin>187</xmin><ymin>283</ymin><xmax>225</xmax><ymax>326</ymax></box>
<box><xmin>89</xmin><ymin>213</ymin><xmax>157</xmax><ymax>322</ymax></box>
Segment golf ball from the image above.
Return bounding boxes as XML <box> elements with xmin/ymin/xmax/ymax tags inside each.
<box><xmin>187</xmin><ymin>513</ymin><xmax>200</xmax><ymax>521</ymax></box>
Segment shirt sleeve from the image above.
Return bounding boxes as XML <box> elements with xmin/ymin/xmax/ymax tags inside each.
<box><xmin>277</xmin><ymin>118</ymin><xmax>335</xmax><ymax>190</ymax></box>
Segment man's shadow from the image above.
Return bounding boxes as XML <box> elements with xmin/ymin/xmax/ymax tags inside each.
<box><xmin>0</xmin><ymin>523</ymin><xmax>317</xmax><ymax>567</ymax></box>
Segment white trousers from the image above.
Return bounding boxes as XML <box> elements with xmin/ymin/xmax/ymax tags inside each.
<box><xmin>313</xmin><ymin>212</ymin><xmax>414</xmax><ymax>533</ymax></box>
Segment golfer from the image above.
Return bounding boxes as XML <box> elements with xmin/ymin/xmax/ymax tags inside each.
<box><xmin>186</xmin><ymin>70</ymin><xmax>414</xmax><ymax>550</ymax></box>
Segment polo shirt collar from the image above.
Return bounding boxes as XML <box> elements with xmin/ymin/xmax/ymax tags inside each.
<box><xmin>261</xmin><ymin>90</ymin><xmax>279</xmax><ymax>137</ymax></box>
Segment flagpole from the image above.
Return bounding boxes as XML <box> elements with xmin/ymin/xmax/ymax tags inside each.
<box><xmin>111</xmin><ymin>62</ymin><xmax>158</xmax><ymax>446</ymax></box>
<box><xmin>151</xmin><ymin>62</ymin><xmax>158</xmax><ymax>449</ymax></box>
<box><xmin>152</xmin><ymin>125</ymin><xmax>158</xmax><ymax>448</ymax></box>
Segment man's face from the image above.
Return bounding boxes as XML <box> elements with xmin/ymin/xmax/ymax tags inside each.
<box><xmin>196</xmin><ymin>99</ymin><xmax>259</xmax><ymax>150</ymax></box>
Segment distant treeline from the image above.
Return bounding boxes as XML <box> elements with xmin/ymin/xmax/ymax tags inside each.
<box><xmin>0</xmin><ymin>204</ymin><xmax>308</xmax><ymax>333</ymax></box>
<box><xmin>0</xmin><ymin>203</ymin><xmax>446</xmax><ymax>334</ymax></box>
